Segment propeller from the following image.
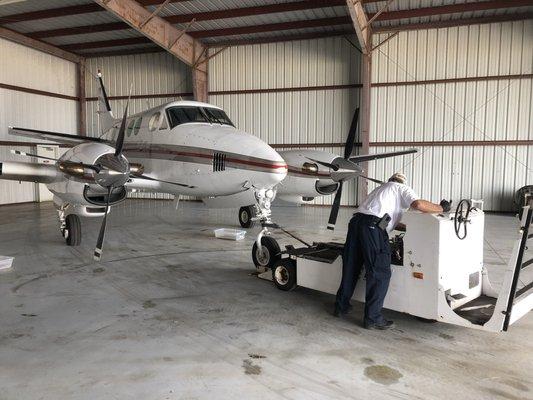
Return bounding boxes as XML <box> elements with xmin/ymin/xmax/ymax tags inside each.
<box><xmin>307</xmin><ymin>107</ymin><xmax>417</xmax><ymax>230</ymax></box>
<box><xmin>323</xmin><ymin>108</ymin><xmax>361</xmax><ymax>231</ymax></box>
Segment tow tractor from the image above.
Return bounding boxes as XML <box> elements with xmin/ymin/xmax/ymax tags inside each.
<box><xmin>251</xmin><ymin>201</ymin><xmax>533</xmax><ymax>332</ymax></box>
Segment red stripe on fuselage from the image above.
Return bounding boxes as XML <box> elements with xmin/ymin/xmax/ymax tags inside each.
<box><xmin>123</xmin><ymin>146</ymin><xmax>287</xmax><ymax>173</ymax></box>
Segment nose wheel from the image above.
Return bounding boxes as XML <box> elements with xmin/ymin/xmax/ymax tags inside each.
<box><xmin>239</xmin><ymin>205</ymin><xmax>257</xmax><ymax>228</ymax></box>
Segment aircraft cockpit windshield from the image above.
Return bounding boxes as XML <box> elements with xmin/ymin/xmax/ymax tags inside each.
<box><xmin>166</xmin><ymin>106</ymin><xmax>234</xmax><ymax>129</ymax></box>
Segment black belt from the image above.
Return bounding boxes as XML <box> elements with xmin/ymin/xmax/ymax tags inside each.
<box><xmin>354</xmin><ymin>212</ymin><xmax>390</xmax><ymax>231</ymax></box>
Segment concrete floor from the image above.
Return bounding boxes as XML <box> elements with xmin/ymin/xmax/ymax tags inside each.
<box><xmin>0</xmin><ymin>200</ymin><xmax>531</xmax><ymax>400</ymax></box>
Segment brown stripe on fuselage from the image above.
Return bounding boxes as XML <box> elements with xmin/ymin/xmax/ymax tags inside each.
<box><xmin>122</xmin><ymin>143</ymin><xmax>287</xmax><ymax>174</ymax></box>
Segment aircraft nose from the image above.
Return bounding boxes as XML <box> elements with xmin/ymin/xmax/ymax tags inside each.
<box><xmin>232</xmin><ymin>132</ymin><xmax>287</xmax><ymax>187</ymax></box>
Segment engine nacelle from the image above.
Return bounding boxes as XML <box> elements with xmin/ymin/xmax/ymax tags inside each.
<box><xmin>276</xmin><ymin>149</ymin><xmax>339</xmax><ymax>203</ymax></box>
<box><xmin>48</xmin><ymin>142</ymin><xmax>129</xmax><ymax>215</ymax></box>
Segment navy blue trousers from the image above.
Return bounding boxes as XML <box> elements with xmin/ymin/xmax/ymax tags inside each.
<box><xmin>335</xmin><ymin>213</ymin><xmax>391</xmax><ymax>324</ymax></box>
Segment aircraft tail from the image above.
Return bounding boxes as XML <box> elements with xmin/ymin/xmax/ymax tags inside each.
<box><xmin>96</xmin><ymin>71</ymin><xmax>117</xmax><ymax>135</ymax></box>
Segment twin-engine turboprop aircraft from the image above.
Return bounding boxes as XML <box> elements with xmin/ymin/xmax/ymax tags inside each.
<box><xmin>0</xmin><ymin>72</ymin><xmax>415</xmax><ymax>260</ymax></box>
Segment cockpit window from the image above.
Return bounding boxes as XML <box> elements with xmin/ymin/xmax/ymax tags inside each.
<box><xmin>166</xmin><ymin>106</ymin><xmax>208</xmax><ymax>128</ymax></box>
<box><xmin>203</xmin><ymin>108</ymin><xmax>234</xmax><ymax>126</ymax></box>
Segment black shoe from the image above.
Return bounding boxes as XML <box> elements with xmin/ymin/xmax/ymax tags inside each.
<box><xmin>364</xmin><ymin>319</ymin><xmax>395</xmax><ymax>330</ymax></box>
<box><xmin>333</xmin><ymin>304</ymin><xmax>353</xmax><ymax>318</ymax></box>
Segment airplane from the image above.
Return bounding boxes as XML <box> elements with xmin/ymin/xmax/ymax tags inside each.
<box><xmin>0</xmin><ymin>72</ymin><xmax>415</xmax><ymax>261</ymax></box>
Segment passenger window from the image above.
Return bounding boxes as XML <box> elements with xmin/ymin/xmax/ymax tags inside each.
<box><xmin>126</xmin><ymin>119</ymin><xmax>135</xmax><ymax>137</ymax></box>
<box><xmin>133</xmin><ymin>118</ymin><xmax>142</xmax><ymax>135</ymax></box>
<box><xmin>148</xmin><ymin>112</ymin><xmax>161</xmax><ymax>132</ymax></box>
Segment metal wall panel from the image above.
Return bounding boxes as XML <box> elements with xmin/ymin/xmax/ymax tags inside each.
<box><xmin>0</xmin><ymin>38</ymin><xmax>78</xmax><ymax>205</ymax></box>
<box><xmin>209</xmin><ymin>37</ymin><xmax>363</xmax><ymax>205</ymax></box>
<box><xmin>85</xmin><ymin>52</ymin><xmax>192</xmax><ymax>138</ymax></box>
<box><xmin>0</xmin><ymin>38</ymin><xmax>77</xmax><ymax>97</ymax></box>
<box><xmin>370</xmin><ymin>20</ymin><xmax>533</xmax><ymax>211</ymax></box>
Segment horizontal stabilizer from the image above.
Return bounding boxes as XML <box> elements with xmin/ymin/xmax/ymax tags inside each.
<box><xmin>349</xmin><ymin>149</ymin><xmax>417</xmax><ymax>164</ymax></box>
<box><xmin>9</xmin><ymin>127</ymin><xmax>107</xmax><ymax>146</ymax></box>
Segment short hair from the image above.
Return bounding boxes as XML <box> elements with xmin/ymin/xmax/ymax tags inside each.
<box><xmin>388</xmin><ymin>172</ymin><xmax>407</xmax><ymax>184</ymax></box>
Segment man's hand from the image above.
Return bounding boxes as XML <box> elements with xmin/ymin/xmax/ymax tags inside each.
<box><xmin>440</xmin><ymin>199</ymin><xmax>452</xmax><ymax>212</ymax></box>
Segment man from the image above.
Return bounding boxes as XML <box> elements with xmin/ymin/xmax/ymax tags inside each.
<box><xmin>334</xmin><ymin>172</ymin><xmax>451</xmax><ymax>330</ymax></box>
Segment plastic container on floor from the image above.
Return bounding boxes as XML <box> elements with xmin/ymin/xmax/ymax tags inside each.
<box><xmin>0</xmin><ymin>256</ymin><xmax>14</xmax><ymax>271</ymax></box>
<box><xmin>214</xmin><ymin>228</ymin><xmax>246</xmax><ymax>241</ymax></box>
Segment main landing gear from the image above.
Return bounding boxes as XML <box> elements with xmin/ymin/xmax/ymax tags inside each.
<box><xmin>58</xmin><ymin>207</ymin><xmax>82</xmax><ymax>246</ymax></box>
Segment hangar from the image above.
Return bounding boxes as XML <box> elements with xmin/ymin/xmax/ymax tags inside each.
<box><xmin>0</xmin><ymin>0</ymin><xmax>532</xmax><ymax>398</ymax></box>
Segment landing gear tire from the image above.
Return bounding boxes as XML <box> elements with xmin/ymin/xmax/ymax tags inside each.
<box><xmin>252</xmin><ymin>236</ymin><xmax>280</xmax><ymax>272</ymax></box>
<box><xmin>272</xmin><ymin>259</ymin><xmax>297</xmax><ymax>291</ymax></box>
<box><xmin>239</xmin><ymin>206</ymin><xmax>256</xmax><ymax>229</ymax></box>
<box><xmin>64</xmin><ymin>214</ymin><xmax>81</xmax><ymax>246</ymax></box>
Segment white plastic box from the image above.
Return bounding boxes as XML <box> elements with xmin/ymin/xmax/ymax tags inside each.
<box><xmin>0</xmin><ymin>256</ymin><xmax>14</xmax><ymax>271</ymax></box>
<box><xmin>214</xmin><ymin>228</ymin><xmax>246</xmax><ymax>241</ymax></box>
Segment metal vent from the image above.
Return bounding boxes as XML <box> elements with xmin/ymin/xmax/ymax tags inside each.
<box><xmin>213</xmin><ymin>152</ymin><xmax>226</xmax><ymax>172</ymax></box>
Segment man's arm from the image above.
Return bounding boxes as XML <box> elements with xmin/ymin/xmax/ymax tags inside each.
<box><xmin>410</xmin><ymin>199</ymin><xmax>444</xmax><ymax>213</ymax></box>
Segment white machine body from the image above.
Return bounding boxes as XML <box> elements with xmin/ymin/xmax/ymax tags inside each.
<box><xmin>295</xmin><ymin>207</ymin><xmax>533</xmax><ymax>332</ymax></box>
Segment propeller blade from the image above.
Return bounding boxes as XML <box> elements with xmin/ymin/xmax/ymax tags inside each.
<box><xmin>11</xmin><ymin>149</ymin><xmax>58</xmax><ymax>162</ymax></box>
<box><xmin>344</xmin><ymin>108</ymin><xmax>360</xmax><ymax>160</ymax></box>
<box><xmin>359</xmin><ymin>175</ymin><xmax>384</xmax><ymax>184</ymax></box>
<box><xmin>114</xmin><ymin>101</ymin><xmax>129</xmax><ymax>157</ymax></box>
<box><xmin>114</xmin><ymin>85</ymin><xmax>133</xmax><ymax>157</ymax></box>
<box><xmin>349</xmin><ymin>149</ymin><xmax>417</xmax><ymax>164</ymax></box>
<box><xmin>93</xmin><ymin>187</ymin><xmax>112</xmax><ymax>261</ymax></box>
<box><xmin>132</xmin><ymin>174</ymin><xmax>196</xmax><ymax>189</ymax></box>
<box><xmin>306</xmin><ymin>157</ymin><xmax>339</xmax><ymax>171</ymax></box>
<box><xmin>327</xmin><ymin>181</ymin><xmax>343</xmax><ymax>231</ymax></box>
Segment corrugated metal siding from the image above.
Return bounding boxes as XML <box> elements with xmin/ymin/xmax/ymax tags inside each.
<box><xmin>0</xmin><ymin>38</ymin><xmax>78</xmax><ymax>205</ymax></box>
<box><xmin>209</xmin><ymin>36</ymin><xmax>362</xmax><ymax>206</ymax></box>
<box><xmin>370</xmin><ymin>20</ymin><xmax>533</xmax><ymax>211</ymax></box>
<box><xmin>85</xmin><ymin>52</ymin><xmax>192</xmax><ymax>138</ymax></box>
<box><xmin>0</xmin><ymin>145</ymin><xmax>37</xmax><ymax>205</ymax></box>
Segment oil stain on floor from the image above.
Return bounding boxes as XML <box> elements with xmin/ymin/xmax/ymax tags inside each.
<box><xmin>242</xmin><ymin>359</ymin><xmax>262</xmax><ymax>375</ymax></box>
<box><xmin>364</xmin><ymin>365</ymin><xmax>403</xmax><ymax>386</ymax></box>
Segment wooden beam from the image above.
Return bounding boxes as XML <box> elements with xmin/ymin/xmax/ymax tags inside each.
<box><xmin>346</xmin><ymin>0</ymin><xmax>370</xmax><ymax>54</ymax></box>
<box><xmin>0</xmin><ymin>1</ymin><xmax>189</xmax><ymax>24</ymax></box>
<box><xmin>93</xmin><ymin>0</ymin><xmax>205</xmax><ymax>67</ymax></box>
<box><xmin>369</xmin><ymin>0</ymin><xmax>533</xmax><ymax>22</ymax></box>
<box><xmin>29</xmin><ymin>0</ymin><xmax>347</xmax><ymax>39</ymax></box>
<box><xmin>0</xmin><ymin>26</ymin><xmax>81</xmax><ymax>64</ymax></box>
<box><xmin>60</xmin><ymin>17</ymin><xmax>353</xmax><ymax>51</ymax></box>
<box><xmin>192</xmin><ymin>44</ymin><xmax>208</xmax><ymax>102</ymax></box>
<box><xmin>77</xmin><ymin>59</ymin><xmax>87</xmax><ymax>136</ymax></box>
<box><xmin>373</xmin><ymin>12</ymin><xmax>533</xmax><ymax>33</ymax></box>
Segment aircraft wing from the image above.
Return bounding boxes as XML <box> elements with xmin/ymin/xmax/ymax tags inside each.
<box><xmin>349</xmin><ymin>149</ymin><xmax>417</xmax><ymax>164</ymax></box>
<box><xmin>9</xmin><ymin>127</ymin><xmax>108</xmax><ymax>146</ymax></box>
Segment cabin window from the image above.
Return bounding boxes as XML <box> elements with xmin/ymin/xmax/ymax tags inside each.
<box><xmin>148</xmin><ymin>112</ymin><xmax>161</xmax><ymax>131</ymax></box>
<box><xmin>203</xmin><ymin>108</ymin><xmax>234</xmax><ymax>126</ymax></box>
<box><xmin>166</xmin><ymin>106</ymin><xmax>208</xmax><ymax>129</ymax></box>
<box><xmin>133</xmin><ymin>118</ymin><xmax>142</xmax><ymax>135</ymax></box>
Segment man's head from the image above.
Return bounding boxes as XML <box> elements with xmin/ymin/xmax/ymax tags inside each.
<box><xmin>388</xmin><ymin>172</ymin><xmax>407</xmax><ymax>184</ymax></box>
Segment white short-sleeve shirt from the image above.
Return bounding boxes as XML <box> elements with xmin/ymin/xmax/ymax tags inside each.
<box><xmin>357</xmin><ymin>181</ymin><xmax>420</xmax><ymax>233</ymax></box>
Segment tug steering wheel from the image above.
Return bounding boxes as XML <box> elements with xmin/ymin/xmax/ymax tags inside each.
<box><xmin>454</xmin><ymin>199</ymin><xmax>473</xmax><ymax>240</ymax></box>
